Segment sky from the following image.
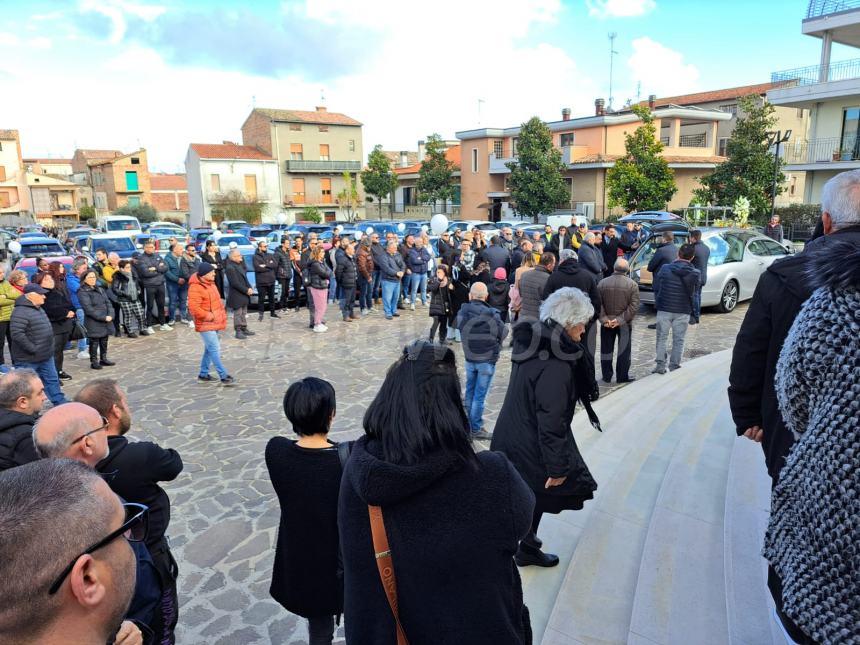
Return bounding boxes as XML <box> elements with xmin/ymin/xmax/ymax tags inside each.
<box><xmin>1</xmin><ymin>0</ymin><xmax>851</xmax><ymax>172</ymax></box>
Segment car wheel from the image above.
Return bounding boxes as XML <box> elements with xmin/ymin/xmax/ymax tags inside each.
<box><xmin>718</xmin><ymin>280</ymin><xmax>738</xmax><ymax>313</ymax></box>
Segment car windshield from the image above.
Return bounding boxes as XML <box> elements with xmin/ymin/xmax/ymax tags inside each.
<box><xmin>105</xmin><ymin>219</ymin><xmax>139</xmax><ymax>231</ymax></box>
<box><xmin>90</xmin><ymin>238</ymin><xmax>135</xmax><ymax>252</ymax></box>
<box><xmin>720</xmin><ymin>233</ymin><xmax>747</xmax><ymax>263</ymax></box>
<box><xmin>217</xmin><ymin>235</ymin><xmax>251</xmax><ymax>246</ymax></box>
<box><xmin>242</xmin><ymin>255</ymin><xmax>256</xmax><ymax>271</ymax></box>
<box><xmin>21</xmin><ymin>241</ymin><xmax>65</xmax><ymax>255</ymax></box>
<box><xmin>149</xmin><ymin>227</ymin><xmax>185</xmax><ymax>236</ymax></box>
<box><xmin>248</xmin><ymin>228</ymin><xmax>270</xmax><ymax>237</ymax></box>
<box><xmin>66</xmin><ymin>230</ymin><xmax>92</xmax><ymax>239</ymax></box>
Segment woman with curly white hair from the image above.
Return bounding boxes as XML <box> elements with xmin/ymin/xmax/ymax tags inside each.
<box><xmin>491</xmin><ymin>287</ymin><xmax>600</xmax><ymax>567</ymax></box>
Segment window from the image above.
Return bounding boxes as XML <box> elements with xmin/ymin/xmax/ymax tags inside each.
<box><xmin>244</xmin><ymin>174</ymin><xmax>257</xmax><ymax>200</ymax></box>
<box><xmin>760</xmin><ymin>239</ymin><xmax>789</xmax><ymax>256</ymax></box>
<box><xmin>290</xmin><ymin>144</ymin><xmax>303</xmax><ymax>160</ymax></box>
<box><xmin>560</xmin><ymin>133</ymin><xmax>575</xmax><ymax>147</ymax></box>
<box><xmin>127</xmin><ymin>196</ymin><xmax>141</xmax><ymax>207</ymax></box>
<box><xmin>718</xmin><ymin>138</ymin><xmax>729</xmax><ymax>157</ymax></box>
<box><xmin>0</xmin><ymin>167</ymin><xmax>5</xmax><ymax>182</ymax></box>
<box><xmin>81</xmin><ymin>197</ymin><xmax>89</xmax><ymax>206</ymax></box>
<box><xmin>0</xmin><ymin>192</ymin><xmax>9</xmax><ymax>208</ymax></box>
<box><xmin>493</xmin><ymin>140</ymin><xmax>504</xmax><ymax>158</ymax></box>
<box><xmin>511</xmin><ymin>137</ymin><xmax>519</xmax><ymax>156</ymax></box>
<box><xmin>289</xmin><ymin>123</ymin><xmax>302</xmax><ymax>131</ymax></box>
<box><xmin>210</xmin><ymin>174</ymin><xmax>221</xmax><ymax>192</ymax></box>
<box><xmin>719</xmin><ymin>104</ymin><xmax>738</xmax><ymax>116</ymax></box>
<box><xmin>840</xmin><ymin>107</ymin><xmax>859</xmax><ymax>160</ymax></box>
<box><xmin>130</xmin><ymin>157</ymin><xmax>140</xmax><ymax>165</ymax></box>
<box><xmin>790</xmin><ymin>175</ymin><xmax>797</xmax><ymax>196</ymax></box>
<box><xmin>721</xmin><ymin>233</ymin><xmax>747</xmax><ymax>262</ymax></box>
<box><xmin>292</xmin><ymin>178</ymin><xmax>305</xmax><ymax>204</ymax></box>
<box><xmin>348</xmin><ymin>139</ymin><xmax>355</xmax><ymax>152</ymax></box>
<box><xmin>321</xmin><ymin>178</ymin><xmax>332</xmax><ymax>203</ymax></box>
<box><xmin>319</xmin><ymin>144</ymin><xmax>330</xmax><ymax>161</ymax></box>
<box><xmin>319</xmin><ymin>125</ymin><xmax>329</xmax><ymax>132</ymax></box>
<box><xmin>471</xmin><ymin>148</ymin><xmax>478</xmax><ymax>173</ymax></box>
<box><xmin>747</xmin><ymin>239</ymin><xmax>771</xmax><ymax>256</ymax></box>
<box><xmin>125</xmin><ymin>171</ymin><xmax>139</xmax><ymax>191</ymax></box>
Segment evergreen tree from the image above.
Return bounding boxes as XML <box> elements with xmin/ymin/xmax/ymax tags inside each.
<box><xmin>694</xmin><ymin>95</ymin><xmax>784</xmax><ymax>218</ymax></box>
<box><xmin>361</xmin><ymin>145</ymin><xmax>397</xmax><ymax>219</ymax></box>
<box><xmin>606</xmin><ymin>105</ymin><xmax>677</xmax><ymax>213</ymax></box>
<box><xmin>506</xmin><ymin>117</ymin><xmax>568</xmax><ymax>223</ymax></box>
<box><xmin>417</xmin><ymin>133</ymin><xmax>457</xmax><ymax>210</ymax></box>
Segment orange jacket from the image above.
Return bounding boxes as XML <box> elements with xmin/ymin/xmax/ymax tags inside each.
<box><xmin>187</xmin><ymin>273</ymin><xmax>227</xmax><ymax>332</ymax></box>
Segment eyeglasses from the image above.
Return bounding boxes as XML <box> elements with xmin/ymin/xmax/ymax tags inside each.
<box><xmin>69</xmin><ymin>416</ymin><xmax>109</xmax><ymax>445</ymax></box>
<box><xmin>48</xmin><ymin>502</ymin><xmax>149</xmax><ymax>595</ymax></box>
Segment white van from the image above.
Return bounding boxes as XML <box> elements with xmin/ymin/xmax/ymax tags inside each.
<box><xmin>100</xmin><ymin>215</ymin><xmax>142</xmax><ymax>234</ymax></box>
<box><xmin>546</xmin><ymin>213</ymin><xmax>589</xmax><ymax>230</ymax></box>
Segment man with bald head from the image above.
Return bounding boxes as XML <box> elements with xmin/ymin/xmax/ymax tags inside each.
<box><xmin>456</xmin><ymin>281</ymin><xmax>508</xmax><ymax>441</ymax></box>
<box><xmin>0</xmin><ymin>458</ymin><xmax>138</xmax><ymax>645</ymax></box>
<box><xmin>33</xmin><ymin>402</ymin><xmax>109</xmax><ymax>466</ymax></box>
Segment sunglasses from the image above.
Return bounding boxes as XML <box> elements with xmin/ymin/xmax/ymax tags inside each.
<box><xmin>48</xmin><ymin>502</ymin><xmax>149</xmax><ymax>595</ymax></box>
<box><xmin>70</xmin><ymin>416</ymin><xmax>109</xmax><ymax>445</ymax></box>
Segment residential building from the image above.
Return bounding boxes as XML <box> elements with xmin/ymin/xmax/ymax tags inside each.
<box><xmin>456</xmin><ymin>102</ymin><xmax>732</xmax><ymax>221</ymax></box>
<box><xmin>150</xmin><ymin>173</ymin><xmax>189</xmax><ymax>223</ymax></box>
<box><xmin>26</xmin><ymin>172</ymin><xmax>79</xmax><ymax>224</ymax></box>
<box><xmin>640</xmin><ymin>83</ymin><xmax>810</xmax><ymax>204</ymax></box>
<box><xmin>241</xmin><ymin>106</ymin><xmax>364</xmax><ymax>221</ymax></box>
<box><xmin>768</xmin><ymin>0</ymin><xmax>860</xmax><ymax>202</ymax></box>
<box><xmin>0</xmin><ymin>129</ymin><xmax>31</xmax><ymax>219</ymax></box>
<box><xmin>381</xmin><ymin>149</ymin><xmax>419</xmax><ymax>170</ymax></box>
<box><xmin>22</xmin><ymin>158</ymin><xmax>74</xmax><ymax>179</ymax></box>
<box><xmin>391</xmin><ymin>145</ymin><xmax>461</xmax><ymax>217</ymax></box>
<box><xmin>71</xmin><ymin>148</ymin><xmax>152</xmax><ymax>214</ymax></box>
<box><xmin>185</xmin><ymin>143</ymin><xmax>281</xmax><ymax>227</ymax></box>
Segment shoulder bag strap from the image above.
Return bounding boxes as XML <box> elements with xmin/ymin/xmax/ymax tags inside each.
<box><xmin>368</xmin><ymin>505</ymin><xmax>409</xmax><ymax>645</ymax></box>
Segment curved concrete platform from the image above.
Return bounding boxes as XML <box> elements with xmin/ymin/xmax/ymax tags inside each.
<box><xmin>518</xmin><ymin>349</ymin><xmax>781</xmax><ymax>645</ymax></box>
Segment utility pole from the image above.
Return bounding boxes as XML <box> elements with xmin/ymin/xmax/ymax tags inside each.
<box><xmin>767</xmin><ymin>130</ymin><xmax>792</xmax><ymax>217</ymax></box>
<box><xmin>608</xmin><ymin>32</ymin><xmax>618</xmax><ymax>112</ymax></box>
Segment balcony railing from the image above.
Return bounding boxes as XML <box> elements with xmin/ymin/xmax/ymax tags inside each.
<box><xmin>489</xmin><ymin>154</ymin><xmax>516</xmax><ymax>173</ymax></box>
<box><xmin>679</xmin><ymin>133</ymin><xmax>708</xmax><ymax>147</ymax></box>
<box><xmin>284</xmin><ymin>160</ymin><xmax>361</xmax><ymax>173</ymax></box>
<box><xmin>784</xmin><ymin>135</ymin><xmax>860</xmax><ymax>164</ymax></box>
<box><xmin>806</xmin><ymin>0</ymin><xmax>860</xmax><ymax>18</ymax></box>
<box><xmin>771</xmin><ymin>57</ymin><xmax>860</xmax><ymax>85</ymax></box>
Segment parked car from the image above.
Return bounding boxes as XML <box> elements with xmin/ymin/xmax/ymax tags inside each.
<box><xmin>359</xmin><ymin>222</ymin><xmax>400</xmax><ymax>239</ymax></box>
<box><xmin>219</xmin><ymin>220</ymin><xmax>249</xmax><ymax>234</ymax></box>
<box><xmin>62</xmin><ymin>227</ymin><xmax>97</xmax><ymax>248</ymax></box>
<box><xmin>223</xmin><ymin>248</ymin><xmax>283</xmax><ymax>308</ymax></box>
<box><xmin>190</xmin><ymin>228</ymin><xmax>215</xmax><ymax>251</ymax></box>
<box><xmin>78</xmin><ymin>234</ymin><xmax>138</xmax><ymax>260</ymax></box>
<box><xmin>12</xmin><ymin>237</ymin><xmax>66</xmax><ymax>259</ymax></box>
<box><xmin>147</xmin><ymin>226</ymin><xmax>188</xmax><ymax>238</ymax></box>
<box><xmin>619</xmin><ymin>211</ymin><xmax>685</xmax><ymax>224</ymax></box>
<box><xmin>14</xmin><ymin>255</ymin><xmax>76</xmax><ymax>278</ymax></box>
<box><xmin>237</xmin><ymin>226</ymin><xmax>273</xmax><ymax>243</ymax></box>
<box><xmin>286</xmin><ymin>224</ymin><xmax>333</xmax><ymax>239</ymax></box>
<box><xmin>629</xmin><ymin>227</ymin><xmax>793</xmax><ymax>313</ymax></box>
<box><xmin>18</xmin><ymin>231</ymin><xmax>51</xmax><ymax>240</ymax></box>
<box><xmin>213</xmin><ymin>234</ymin><xmax>255</xmax><ymax>253</ymax></box>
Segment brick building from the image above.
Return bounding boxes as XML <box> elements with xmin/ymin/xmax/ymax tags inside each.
<box><xmin>150</xmin><ymin>173</ymin><xmax>189</xmax><ymax>223</ymax></box>
<box><xmin>71</xmin><ymin>148</ymin><xmax>152</xmax><ymax>214</ymax></box>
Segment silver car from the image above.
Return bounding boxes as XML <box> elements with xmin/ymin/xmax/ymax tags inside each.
<box><xmin>629</xmin><ymin>227</ymin><xmax>792</xmax><ymax>313</ymax></box>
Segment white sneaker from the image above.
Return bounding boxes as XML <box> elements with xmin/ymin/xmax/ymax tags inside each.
<box><xmin>410</xmin><ymin>303</ymin><xmax>415</xmax><ymax>311</ymax></box>
<box><xmin>360</xmin><ymin>308</ymin><xmax>367</xmax><ymax>315</ymax></box>
<box><xmin>367</xmin><ymin>307</ymin><xmax>376</xmax><ymax>314</ymax></box>
<box><xmin>184</xmin><ymin>319</ymin><xmax>194</xmax><ymax>326</ymax></box>
<box><xmin>76</xmin><ymin>350</ymin><xmax>89</xmax><ymax>359</ymax></box>
<box><xmin>146</xmin><ymin>326</ymin><xmax>156</xmax><ymax>335</ymax></box>
<box><xmin>160</xmin><ymin>324</ymin><xmax>172</xmax><ymax>331</ymax></box>
<box><xmin>313</xmin><ymin>324</ymin><xmax>327</xmax><ymax>333</ymax></box>
<box><xmin>320</xmin><ymin>324</ymin><xmax>329</xmax><ymax>331</ymax></box>
<box><xmin>166</xmin><ymin>320</ymin><xmax>175</xmax><ymax>326</ymax></box>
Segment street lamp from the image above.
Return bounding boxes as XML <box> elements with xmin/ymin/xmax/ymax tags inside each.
<box><xmin>766</xmin><ymin>130</ymin><xmax>791</xmax><ymax>218</ymax></box>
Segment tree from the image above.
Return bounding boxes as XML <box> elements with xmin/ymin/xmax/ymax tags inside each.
<box><xmin>606</xmin><ymin>105</ymin><xmax>677</xmax><ymax>213</ymax></box>
<box><xmin>209</xmin><ymin>189</ymin><xmax>264</xmax><ymax>224</ymax></box>
<box><xmin>79</xmin><ymin>204</ymin><xmax>96</xmax><ymax>221</ymax></box>
<box><xmin>506</xmin><ymin>117</ymin><xmax>569</xmax><ymax>223</ymax></box>
<box><xmin>301</xmin><ymin>205</ymin><xmax>323</xmax><ymax>224</ymax></box>
<box><xmin>361</xmin><ymin>145</ymin><xmax>397</xmax><ymax>219</ymax></box>
<box><xmin>693</xmin><ymin>95</ymin><xmax>784</xmax><ymax>220</ymax></box>
<box><xmin>113</xmin><ymin>202</ymin><xmax>158</xmax><ymax>223</ymax></box>
<box><xmin>417</xmin><ymin>133</ymin><xmax>457</xmax><ymax>211</ymax></box>
<box><xmin>336</xmin><ymin>171</ymin><xmax>360</xmax><ymax>222</ymax></box>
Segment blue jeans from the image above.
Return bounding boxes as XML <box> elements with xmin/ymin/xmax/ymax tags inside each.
<box><xmin>409</xmin><ymin>272</ymin><xmax>428</xmax><ymax>305</ymax></box>
<box><xmin>75</xmin><ymin>308</ymin><xmax>88</xmax><ymax>350</ymax></box>
<box><xmin>199</xmin><ymin>331</ymin><xmax>228</xmax><ymax>379</ymax></box>
<box><xmin>358</xmin><ymin>275</ymin><xmax>373</xmax><ymax>310</ymax></box>
<box><xmin>372</xmin><ymin>270</ymin><xmax>381</xmax><ymax>301</ymax></box>
<box><xmin>167</xmin><ymin>281</ymin><xmax>188</xmax><ymax>321</ymax></box>
<box><xmin>15</xmin><ymin>358</ymin><xmax>67</xmax><ymax>405</ymax></box>
<box><xmin>381</xmin><ymin>280</ymin><xmax>400</xmax><ymax>317</ymax></box>
<box><xmin>464</xmin><ymin>361</ymin><xmax>496</xmax><ymax>433</ymax></box>
<box><xmin>328</xmin><ymin>275</ymin><xmax>338</xmax><ymax>302</ymax></box>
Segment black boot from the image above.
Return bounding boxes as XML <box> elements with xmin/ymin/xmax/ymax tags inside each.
<box><xmin>242</xmin><ymin>326</ymin><xmax>256</xmax><ymax>336</ymax></box>
<box><xmin>235</xmin><ymin>329</ymin><xmax>248</xmax><ymax>339</ymax></box>
<box><xmin>99</xmin><ymin>357</ymin><xmax>116</xmax><ymax>366</ymax></box>
<box><xmin>514</xmin><ymin>541</ymin><xmax>558</xmax><ymax>567</ymax></box>
<box><xmin>89</xmin><ymin>344</ymin><xmax>101</xmax><ymax>370</ymax></box>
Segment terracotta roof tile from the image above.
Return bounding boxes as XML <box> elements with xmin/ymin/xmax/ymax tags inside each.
<box><xmin>253</xmin><ymin>107</ymin><xmax>362</xmax><ymax>127</ymax></box>
<box><xmin>382</xmin><ymin>150</ymin><xmax>419</xmax><ymax>168</ymax></box>
<box><xmin>0</xmin><ymin>129</ymin><xmax>20</xmax><ymax>140</ymax></box>
<box><xmin>394</xmin><ymin>145</ymin><xmax>461</xmax><ymax>175</ymax></box>
<box><xmin>77</xmin><ymin>149</ymin><xmax>122</xmax><ymax>160</ymax></box>
<box><xmin>189</xmin><ymin>143</ymin><xmax>273</xmax><ymax>161</ymax></box>
<box><xmin>638</xmin><ymin>81</ymin><xmax>793</xmax><ymax>108</ymax></box>
<box><xmin>150</xmin><ymin>173</ymin><xmax>187</xmax><ymax>190</ymax></box>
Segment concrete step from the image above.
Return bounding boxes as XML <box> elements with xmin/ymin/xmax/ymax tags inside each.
<box><xmin>534</xmin><ymin>350</ymin><xmax>733</xmax><ymax>644</ymax></box>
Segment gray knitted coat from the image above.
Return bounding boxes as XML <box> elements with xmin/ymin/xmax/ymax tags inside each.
<box><xmin>763</xmin><ymin>240</ymin><xmax>860</xmax><ymax>644</ymax></box>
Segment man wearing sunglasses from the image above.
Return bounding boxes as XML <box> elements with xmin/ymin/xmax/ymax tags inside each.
<box><xmin>0</xmin><ymin>459</ymin><xmax>139</xmax><ymax>645</ymax></box>
<box><xmin>33</xmin><ymin>403</ymin><xmax>162</xmax><ymax>642</ymax></box>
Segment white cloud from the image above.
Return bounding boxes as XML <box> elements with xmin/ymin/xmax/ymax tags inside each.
<box><xmin>627</xmin><ymin>36</ymin><xmax>699</xmax><ymax>98</ymax></box>
<box><xmin>29</xmin><ymin>37</ymin><xmax>52</xmax><ymax>49</ymax></box>
<box><xmin>78</xmin><ymin>0</ymin><xmax>166</xmax><ymax>44</ymax></box>
<box><xmin>0</xmin><ymin>32</ymin><xmax>20</xmax><ymax>46</ymax></box>
<box><xmin>587</xmin><ymin>0</ymin><xmax>656</xmax><ymax>19</ymax></box>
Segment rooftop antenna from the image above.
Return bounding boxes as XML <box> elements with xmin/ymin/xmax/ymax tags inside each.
<box><xmin>478</xmin><ymin>98</ymin><xmax>485</xmax><ymax>125</ymax></box>
<box><xmin>608</xmin><ymin>32</ymin><xmax>618</xmax><ymax>112</ymax></box>
<box><xmin>320</xmin><ymin>88</ymin><xmax>326</xmax><ymax>105</ymax></box>
<box><xmin>251</xmin><ymin>95</ymin><xmax>256</xmax><ymax>108</ymax></box>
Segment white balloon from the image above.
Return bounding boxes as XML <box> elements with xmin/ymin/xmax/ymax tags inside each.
<box><xmin>229</xmin><ymin>241</ymin><xmax>238</xmax><ymax>249</ymax></box>
<box><xmin>210</xmin><ymin>222</ymin><xmax>218</xmax><ymax>230</ymax></box>
<box><xmin>354</xmin><ymin>231</ymin><xmax>364</xmax><ymax>241</ymax></box>
<box><xmin>276</xmin><ymin>212</ymin><xmax>287</xmax><ymax>225</ymax></box>
<box><xmin>430</xmin><ymin>214</ymin><xmax>449</xmax><ymax>235</ymax></box>
<box><xmin>212</xmin><ymin>230</ymin><xmax>222</xmax><ymax>240</ymax></box>
<box><xmin>466</xmin><ymin>223</ymin><xmax>475</xmax><ymax>231</ymax></box>
<box><xmin>421</xmin><ymin>224</ymin><xmax>429</xmax><ymax>232</ymax></box>
<box><xmin>335</xmin><ymin>224</ymin><xmax>344</xmax><ymax>233</ymax></box>
<box><xmin>365</xmin><ymin>226</ymin><xmax>374</xmax><ymax>235</ymax></box>
<box><xmin>8</xmin><ymin>240</ymin><xmax>21</xmax><ymax>254</ymax></box>
<box><xmin>397</xmin><ymin>222</ymin><xmax>406</xmax><ymax>232</ymax></box>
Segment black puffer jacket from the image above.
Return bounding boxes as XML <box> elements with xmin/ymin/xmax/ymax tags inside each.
<box><xmin>487</xmin><ymin>278</ymin><xmax>510</xmax><ymax>313</ymax></box>
<box><xmin>428</xmin><ymin>276</ymin><xmax>453</xmax><ymax>317</ymax></box>
<box><xmin>491</xmin><ymin>320</ymin><xmax>598</xmax><ymax>499</ymax></box>
<box><xmin>253</xmin><ymin>251</ymin><xmax>278</xmax><ymax>287</ymax></box>
<box><xmin>339</xmin><ymin>436</ymin><xmax>534</xmax><ymax>644</ymax></box>
<box><xmin>78</xmin><ymin>284</ymin><xmax>115</xmax><ymax>338</ymax></box>
<box><xmin>225</xmin><ymin>258</ymin><xmax>251</xmax><ymax>309</ymax></box>
<box><xmin>43</xmin><ymin>287</ymin><xmax>75</xmax><ymax>334</ymax></box>
<box><xmin>111</xmin><ymin>270</ymin><xmax>139</xmax><ymax>303</ymax></box>
<box><xmin>542</xmin><ymin>259</ymin><xmax>601</xmax><ymax>320</ymax></box>
<box><xmin>308</xmin><ymin>260</ymin><xmax>331</xmax><ymax>290</ymax></box>
<box><xmin>456</xmin><ymin>299</ymin><xmax>508</xmax><ymax>364</ymax></box>
<box><xmin>135</xmin><ymin>252</ymin><xmax>167</xmax><ymax>287</ymax></box>
<box><xmin>647</xmin><ymin>241</ymin><xmax>678</xmax><ymax>280</ymax></box>
<box><xmin>335</xmin><ymin>253</ymin><xmax>357</xmax><ymax>291</ymax></box>
<box><xmin>10</xmin><ymin>298</ymin><xmax>54</xmax><ymax>364</ymax></box>
<box><xmin>0</xmin><ymin>408</ymin><xmax>39</xmax><ymax>471</ymax></box>
<box><xmin>654</xmin><ymin>260</ymin><xmax>700</xmax><ymax>314</ymax></box>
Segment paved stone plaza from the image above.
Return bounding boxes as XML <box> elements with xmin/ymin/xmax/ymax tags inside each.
<box><xmin>59</xmin><ymin>301</ymin><xmax>748</xmax><ymax>644</ymax></box>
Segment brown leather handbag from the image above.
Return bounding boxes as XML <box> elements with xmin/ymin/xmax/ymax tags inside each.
<box><xmin>368</xmin><ymin>505</ymin><xmax>409</xmax><ymax>645</ymax></box>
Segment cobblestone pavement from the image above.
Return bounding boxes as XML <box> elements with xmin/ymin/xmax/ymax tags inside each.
<box><xmin>59</xmin><ymin>299</ymin><xmax>748</xmax><ymax>644</ymax></box>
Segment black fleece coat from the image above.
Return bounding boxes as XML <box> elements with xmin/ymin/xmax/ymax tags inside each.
<box><xmin>491</xmin><ymin>320</ymin><xmax>598</xmax><ymax>501</ymax></box>
<box><xmin>97</xmin><ymin>435</ymin><xmax>183</xmax><ymax>550</ymax></box>
<box><xmin>339</xmin><ymin>436</ymin><xmax>534</xmax><ymax>644</ymax></box>
<box><xmin>78</xmin><ymin>284</ymin><xmax>115</xmax><ymax>338</ymax></box>
<box><xmin>225</xmin><ymin>259</ymin><xmax>251</xmax><ymax>309</ymax></box>
<box><xmin>0</xmin><ymin>408</ymin><xmax>39</xmax><ymax>471</ymax></box>
<box><xmin>728</xmin><ymin>225</ymin><xmax>860</xmax><ymax>483</ymax></box>
<box><xmin>542</xmin><ymin>259</ymin><xmax>601</xmax><ymax>321</ymax></box>
<box><xmin>266</xmin><ymin>438</ymin><xmax>344</xmax><ymax>618</ymax></box>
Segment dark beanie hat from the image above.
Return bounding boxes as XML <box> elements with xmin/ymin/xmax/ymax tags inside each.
<box><xmin>197</xmin><ymin>262</ymin><xmax>215</xmax><ymax>278</ymax></box>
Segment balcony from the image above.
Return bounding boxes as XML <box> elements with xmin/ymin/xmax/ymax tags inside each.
<box><xmin>804</xmin><ymin>0</ymin><xmax>860</xmax><ymax>48</ymax></box>
<box><xmin>284</xmin><ymin>160</ymin><xmax>361</xmax><ymax>173</ymax></box>
<box><xmin>488</xmin><ymin>154</ymin><xmax>516</xmax><ymax>174</ymax></box>
<box><xmin>207</xmin><ymin>190</ymin><xmax>277</xmax><ymax>203</ymax></box>
<box><xmin>784</xmin><ymin>134</ymin><xmax>860</xmax><ymax>166</ymax></box>
<box><xmin>772</xmin><ymin>58</ymin><xmax>860</xmax><ymax>85</ymax></box>
<box><xmin>807</xmin><ymin>0</ymin><xmax>860</xmax><ymax>18</ymax></box>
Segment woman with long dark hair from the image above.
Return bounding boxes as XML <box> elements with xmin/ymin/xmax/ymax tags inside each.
<box><xmin>339</xmin><ymin>340</ymin><xmax>535</xmax><ymax>644</ymax></box>
<box><xmin>37</xmin><ymin>263</ymin><xmax>76</xmax><ymax>380</ymax></box>
<box><xmin>200</xmin><ymin>239</ymin><xmax>225</xmax><ymax>299</ymax></box>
